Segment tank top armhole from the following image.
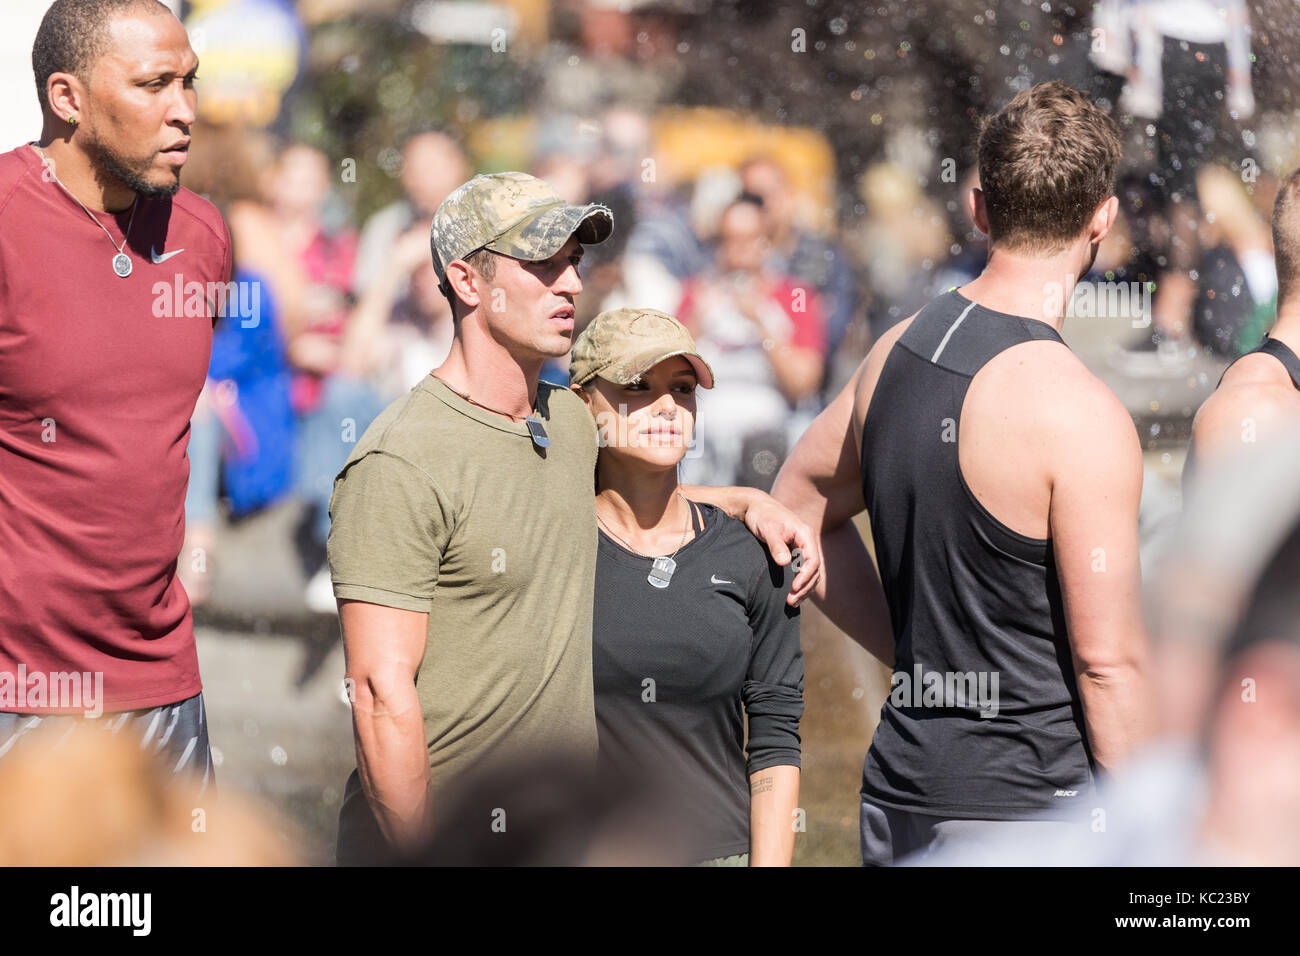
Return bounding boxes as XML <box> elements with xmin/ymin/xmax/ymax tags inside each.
<box><xmin>954</xmin><ymin>451</ymin><xmax>1052</xmax><ymax>561</ymax></box>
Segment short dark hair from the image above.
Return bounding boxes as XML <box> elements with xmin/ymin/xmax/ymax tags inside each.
<box><xmin>977</xmin><ymin>80</ymin><xmax>1123</xmax><ymax>253</ymax></box>
<box><xmin>463</xmin><ymin>247</ymin><xmax>498</xmax><ymax>284</ymax></box>
<box><xmin>32</xmin><ymin>0</ymin><xmax>170</xmax><ymax>113</ymax></box>
<box><xmin>440</xmin><ymin>247</ymin><xmax>500</xmax><ymax>315</ymax></box>
<box><xmin>1271</xmin><ymin>167</ymin><xmax>1300</xmax><ymax>308</ymax></box>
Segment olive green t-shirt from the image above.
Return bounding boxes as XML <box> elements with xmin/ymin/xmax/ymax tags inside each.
<box><xmin>327</xmin><ymin>373</ymin><xmax>599</xmax><ymax>857</ymax></box>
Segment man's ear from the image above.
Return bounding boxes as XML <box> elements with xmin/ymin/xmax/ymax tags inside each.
<box><xmin>968</xmin><ymin>186</ymin><xmax>990</xmax><ymax>238</ymax></box>
<box><xmin>444</xmin><ymin>259</ymin><xmax>481</xmax><ymax>310</ymax></box>
<box><xmin>570</xmin><ymin>382</ymin><xmax>592</xmax><ymax>408</ymax></box>
<box><xmin>1089</xmin><ymin>195</ymin><xmax>1120</xmax><ymax>245</ymax></box>
<box><xmin>45</xmin><ymin>72</ymin><xmax>84</xmax><ymax>127</ymax></box>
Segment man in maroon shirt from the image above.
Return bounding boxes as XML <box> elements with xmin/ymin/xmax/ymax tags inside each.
<box><xmin>0</xmin><ymin>0</ymin><xmax>230</xmax><ymax>788</ymax></box>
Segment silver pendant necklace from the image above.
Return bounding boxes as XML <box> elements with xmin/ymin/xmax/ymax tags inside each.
<box><xmin>596</xmin><ymin>492</ymin><xmax>692</xmax><ymax>588</ymax></box>
<box><xmin>33</xmin><ymin>144</ymin><xmax>138</xmax><ymax>278</ymax></box>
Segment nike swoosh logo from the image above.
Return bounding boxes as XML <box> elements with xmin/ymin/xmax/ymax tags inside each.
<box><xmin>710</xmin><ymin>575</ymin><xmax>733</xmax><ymax>585</ymax></box>
<box><xmin>151</xmin><ymin>246</ymin><xmax>185</xmax><ymax>264</ymax></box>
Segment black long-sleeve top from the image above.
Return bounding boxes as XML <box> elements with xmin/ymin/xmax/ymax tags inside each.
<box><xmin>592</xmin><ymin>500</ymin><xmax>804</xmax><ymax>861</ymax></box>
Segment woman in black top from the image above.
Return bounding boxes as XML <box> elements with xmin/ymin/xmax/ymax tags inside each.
<box><xmin>568</xmin><ymin>307</ymin><xmax>804</xmax><ymax>866</ymax></box>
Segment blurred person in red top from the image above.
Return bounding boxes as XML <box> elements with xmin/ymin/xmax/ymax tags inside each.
<box><xmin>0</xmin><ymin>0</ymin><xmax>230</xmax><ymax>787</ymax></box>
<box><xmin>677</xmin><ymin>195</ymin><xmax>827</xmax><ymax>489</ymax></box>
<box><xmin>738</xmin><ymin>156</ymin><xmax>857</xmax><ymax>377</ymax></box>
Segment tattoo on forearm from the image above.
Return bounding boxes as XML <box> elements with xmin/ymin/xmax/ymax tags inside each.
<box><xmin>751</xmin><ymin>775</ymin><xmax>774</xmax><ymax>796</ymax></box>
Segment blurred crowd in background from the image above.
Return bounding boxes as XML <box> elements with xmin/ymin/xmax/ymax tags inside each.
<box><xmin>130</xmin><ymin>0</ymin><xmax>1300</xmax><ymax>615</ymax></box>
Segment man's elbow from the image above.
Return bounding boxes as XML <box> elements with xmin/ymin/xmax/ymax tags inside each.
<box><xmin>347</xmin><ymin>666</ymin><xmax>420</xmax><ymax>720</ymax></box>
<box><xmin>1075</xmin><ymin>655</ymin><xmax>1146</xmax><ymax>690</ymax></box>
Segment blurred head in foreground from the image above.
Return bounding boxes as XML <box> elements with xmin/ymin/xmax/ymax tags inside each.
<box><xmin>1145</xmin><ymin>432</ymin><xmax>1300</xmax><ymax>865</ymax></box>
<box><xmin>393</xmin><ymin>753</ymin><xmax>694</xmax><ymax>866</ymax></box>
<box><xmin>0</xmin><ymin>728</ymin><xmax>300</xmax><ymax>865</ymax></box>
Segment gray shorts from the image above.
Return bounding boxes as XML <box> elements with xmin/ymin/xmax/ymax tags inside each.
<box><xmin>860</xmin><ymin>793</ymin><xmax>1079</xmax><ymax>866</ymax></box>
<box><xmin>0</xmin><ymin>692</ymin><xmax>213</xmax><ymax>794</ymax></box>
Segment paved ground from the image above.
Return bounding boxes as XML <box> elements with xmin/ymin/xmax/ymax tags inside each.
<box><xmin>195</xmin><ymin>623</ymin><xmax>351</xmax><ymax>866</ymax></box>
<box><xmin>191</xmin><ymin>305</ymin><xmax>1222</xmax><ymax>865</ymax></box>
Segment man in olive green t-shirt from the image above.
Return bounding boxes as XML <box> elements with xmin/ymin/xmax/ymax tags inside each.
<box><xmin>328</xmin><ymin>173</ymin><xmax>820</xmax><ymax>865</ymax></box>
<box><xmin>329</xmin><ymin>380</ymin><xmax>604</xmax><ymax>864</ymax></box>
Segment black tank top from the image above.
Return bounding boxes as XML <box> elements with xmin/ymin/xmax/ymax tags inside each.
<box><xmin>859</xmin><ymin>289</ymin><xmax>1094</xmax><ymax>820</ymax></box>
<box><xmin>1216</xmin><ymin>336</ymin><xmax>1300</xmax><ymax>389</ymax></box>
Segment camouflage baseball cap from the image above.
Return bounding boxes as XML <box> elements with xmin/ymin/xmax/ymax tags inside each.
<box><xmin>570</xmin><ymin>307</ymin><xmax>715</xmax><ymax>389</ymax></box>
<box><xmin>430</xmin><ymin>171</ymin><xmax>613</xmax><ymax>288</ymax></box>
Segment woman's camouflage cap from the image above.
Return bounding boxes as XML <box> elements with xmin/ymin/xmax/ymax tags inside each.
<box><xmin>570</xmin><ymin>307</ymin><xmax>715</xmax><ymax>389</ymax></box>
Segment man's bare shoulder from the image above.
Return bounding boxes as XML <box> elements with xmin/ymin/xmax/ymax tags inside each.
<box><xmin>1213</xmin><ymin>351</ymin><xmax>1300</xmax><ymax>409</ymax></box>
<box><xmin>974</xmin><ymin>336</ymin><xmax>1138</xmax><ymax>462</ymax></box>
<box><xmin>1193</xmin><ymin>354</ymin><xmax>1300</xmax><ymax>459</ymax></box>
<box><xmin>993</xmin><ymin>345</ymin><xmax>1143</xmax><ymax>507</ymax></box>
<box><xmin>980</xmin><ymin>334</ymin><xmax>1113</xmax><ymax>411</ymax></box>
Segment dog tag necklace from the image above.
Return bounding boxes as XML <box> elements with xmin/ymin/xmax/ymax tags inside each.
<box><xmin>34</xmin><ymin>144</ymin><xmax>137</xmax><ymax>277</ymax></box>
<box><xmin>432</xmin><ymin>376</ymin><xmax>549</xmax><ymax>448</ymax></box>
<box><xmin>596</xmin><ymin>492</ymin><xmax>691</xmax><ymax>588</ymax></box>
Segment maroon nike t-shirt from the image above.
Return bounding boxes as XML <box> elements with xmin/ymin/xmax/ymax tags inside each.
<box><xmin>0</xmin><ymin>144</ymin><xmax>231</xmax><ymax>713</ymax></box>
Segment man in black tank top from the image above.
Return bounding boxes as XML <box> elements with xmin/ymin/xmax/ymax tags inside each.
<box><xmin>774</xmin><ymin>81</ymin><xmax>1153</xmax><ymax>864</ymax></box>
<box><xmin>1187</xmin><ymin>167</ymin><xmax>1300</xmax><ymax>482</ymax></box>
